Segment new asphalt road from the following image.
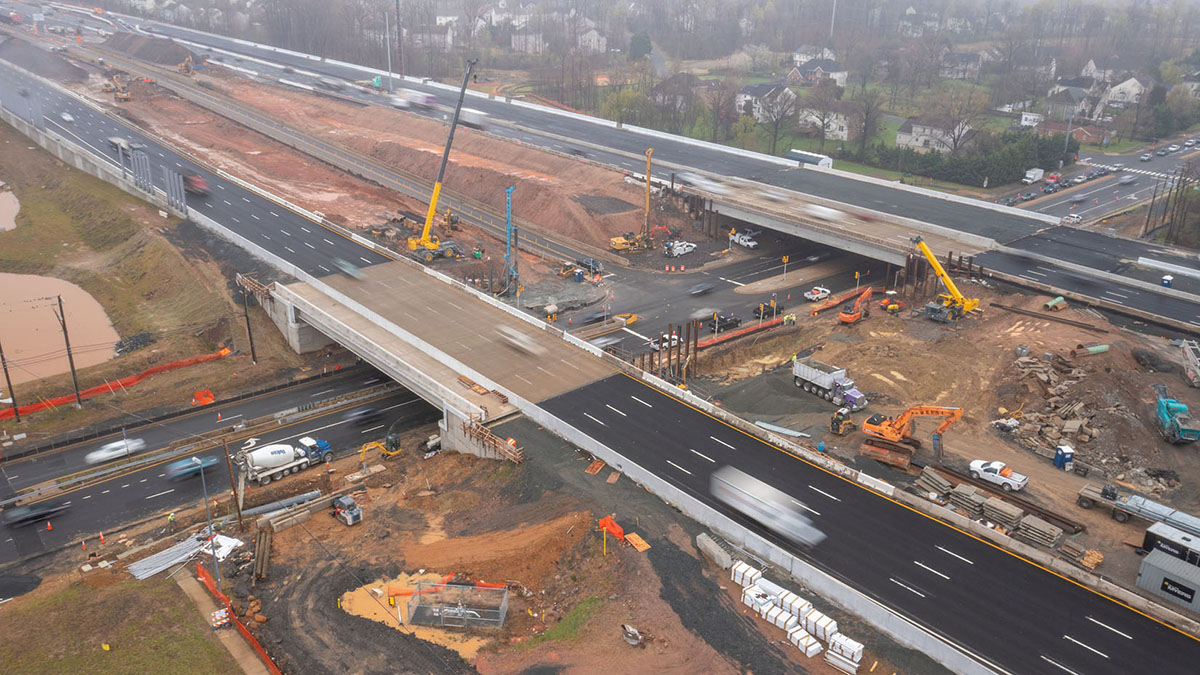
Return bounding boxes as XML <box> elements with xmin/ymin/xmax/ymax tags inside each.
<box><xmin>0</xmin><ymin>375</ymin><xmax>438</xmax><ymax>564</ymax></box>
<box><xmin>542</xmin><ymin>373</ymin><xmax>1200</xmax><ymax>675</ymax></box>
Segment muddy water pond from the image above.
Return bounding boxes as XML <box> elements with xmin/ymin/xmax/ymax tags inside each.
<box><xmin>0</xmin><ymin>273</ymin><xmax>119</xmax><ymax>386</ymax></box>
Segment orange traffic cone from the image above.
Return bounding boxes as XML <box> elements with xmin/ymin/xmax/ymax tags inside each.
<box><xmin>217</xmin><ymin>412</ymin><xmax>222</xmax><ymax>422</ymax></box>
<box><xmin>82</xmin><ymin>540</ymin><xmax>87</xmax><ymax>551</ymax></box>
<box><xmin>99</xmin><ymin>531</ymin><xmax>106</xmax><ymax>545</ymax></box>
<box><xmin>46</xmin><ymin>521</ymin><xmax>52</xmax><ymax>531</ymax></box>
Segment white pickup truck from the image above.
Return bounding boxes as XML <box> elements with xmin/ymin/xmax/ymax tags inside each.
<box><xmin>969</xmin><ymin>460</ymin><xmax>1028</xmax><ymax>492</ymax></box>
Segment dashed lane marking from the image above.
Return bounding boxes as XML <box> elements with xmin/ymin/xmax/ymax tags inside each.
<box><xmin>710</xmin><ymin>436</ymin><xmax>735</xmax><ymax>450</ymax></box>
<box><xmin>630</xmin><ymin>396</ymin><xmax>652</xmax><ymax>408</ymax></box>
<box><xmin>1063</xmin><ymin>635</ymin><xmax>1108</xmax><ymax>659</ymax></box>
<box><xmin>1086</xmin><ymin>616</ymin><xmax>1133</xmax><ymax>640</ymax></box>
<box><xmin>936</xmin><ymin>545</ymin><xmax>974</xmax><ymax>564</ymax></box>
<box><xmin>667</xmin><ymin>460</ymin><xmax>692</xmax><ymax>475</ymax></box>
<box><xmin>914</xmin><ymin>561</ymin><xmax>949</xmax><ymax>580</ymax></box>
<box><xmin>808</xmin><ymin>485</ymin><xmax>841</xmax><ymax>501</ymax></box>
<box><xmin>690</xmin><ymin>449</ymin><xmax>715</xmax><ymax>463</ymax></box>
<box><xmin>584</xmin><ymin>413</ymin><xmax>606</xmax><ymax>426</ymax></box>
<box><xmin>605</xmin><ymin>404</ymin><xmax>626</xmax><ymax>417</ymax></box>
<box><xmin>145</xmin><ymin>489</ymin><xmax>175</xmax><ymax>500</ymax></box>
<box><xmin>889</xmin><ymin>577</ymin><xmax>925</xmax><ymax>598</ymax></box>
<box><xmin>790</xmin><ymin>499</ymin><xmax>820</xmax><ymax>516</ymax></box>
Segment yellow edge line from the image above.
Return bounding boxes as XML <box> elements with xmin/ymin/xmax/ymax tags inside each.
<box><xmin>617</xmin><ymin>371</ymin><xmax>1200</xmax><ymax>643</ymax></box>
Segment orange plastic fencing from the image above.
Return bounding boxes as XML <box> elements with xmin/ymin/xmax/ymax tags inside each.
<box><xmin>192</xmin><ymin>389</ymin><xmax>216</xmax><ymax>406</ymax></box>
<box><xmin>0</xmin><ymin>348</ymin><xmax>231</xmax><ymax>420</ymax></box>
<box><xmin>195</xmin><ymin>563</ymin><xmax>282</xmax><ymax>675</ymax></box>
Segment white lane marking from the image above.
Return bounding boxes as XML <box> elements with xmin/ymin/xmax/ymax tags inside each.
<box><xmin>231</xmin><ymin>217</ymin><xmax>240</xmax><ymax>223</ymax></box>
<box><xmin>360</xmin><ymin>424</ymin><xmax>385</xmax><ymax>434</ymax></box>
<box><xmin>82</xmin><ymin>495</ymin><xmax>91</xmax><ymax>500</ymax></box>
<box><xmin>936</xmin><ymin>546</ymin><xmax>974</xmax><ymax>564</ymax></box>
<box><xmin>1039</xmin><ymin>656</ymin><xmax>1082</xmax><ymax>675</ymax></box>
<box><xmin>382</xmin><ymin>400</ymin><xmax>421</xmax><ymax>411</ymax></box>
<box><xmin>63</xmin><ymin>501</ymin><xmax>71</xmax><ymax>506</ymax></box>
<box><xmin>719</xmin><ymin>277</ymin><xmax>746</xmax><ymax>286</ymax></box>
<box><xmin>317</xmin><ymin>265</ymin><xmax>331</xmax><ymax>272</ymax></box>
<box><xmin>217</xmin><ymin>184</ymin><xmax>225</xmax><ymax>189</ymax></box>
<box><xmin>242</xmin><ymin>197</ymin><xmax>250</xmax><ymax>203</ymax></box>
<box><xmin>120</xmin><ymin>484</ymin><xmax>130</xmax><ymax>489</ymax></box>
<box><xmin>1085</xmin><ymin>616</ymin><xmax>1133</xmax><ymax>639</ymax></box>
<box><xmin>139</xmin><ymin>479</ymin><xmax>147</xmax><ymax>483</ymax></box>
<box><xmin>324</xmin><ymin>239</ymin><xmax>336</xmax><ymax>246</ymax></box>
<box><xmin>270</xmin><ymin>211</ymin><xmax>280</xmax><ymax>217</ymax></box>
<box><xmin>217</xmin><ymin>414</ymin><xmax>243</xmax><ymax>421</ymax></box>
<box><xmin>630</xmin><ymin>396</ymin><xmax>652</xmax><ymax>408</ymax></box>
<box><xmin>1018</xmin><ymin>274</ymin><xmax>1039</xmax><ymax>282</ymax></box>
<box><xmin>101</xmin><ymin>489</ymin><xmax>110</xmax><ymax>494</ymax></box>
<box><xmin>584</xmin><ymin>413</ymin><xmax>606</xmax><ymax>426</ymax></box>
<box><xmin>710</xmin><ymin>436</ymin><xmax>735</xmax><ymax>450</ymax></box>
<box><xmin>305</xmin><ymin>242</ymin><xmax>316</xmax><ymax>249</ymax></box>
<box><xmin>1025</xmin><ymin>269</ymin><xmax>1046</xmax><ymax>277</ymax></box>
<box><xmin>1104</xmin><ymin>290</ymin><xmax>1129</xmax><ymax>298</ymax></box>
<box><xmin>310</xmin><ymin>389</ymin><xmax>335</xmax><ymax>397</ymax></box>
<box><xmin>223</xmin><ymin>199</ymin><xmax>232</xmax><ymax>205</ymax></box>
<box><xmin>1063</xmin><ymin>635</ymin><xmax>1108</xmax><ymax>659</ymax></box>
<box><xmin>561</xmin><ymin>359</ymin><xmax>579</xmax><ymax>370</ymax></box>
<box><xmin>158</xmin><ymin>474</ymin><xmax>166</xmax><ymax>478</ymax></box>
<box><xmin>914</xmin><ymin>561</ymin><xmax>949</xmax><ymax>580</ymax></box>
<box><xmin>622</xmin><ymin>327</ymin><xmax>650</xmax><ymax>340</ymax></box>
<box><xmin>889</xmin><ymin>578</ymin><xmax>925</xmax><ymax>598</ymax></box>
<box><xmin>605</xmin><ymin>404</ymin><xmax>627</xmax><ymax>417</ymax></box>
<box><xmin>280</xmin><ymin>229</ymin><xmax>292</xmax><ymax>236</ymax></box>
<box><xmin>514</xmin><ymin>374</ymin><xmax>533</xmax><ymax>385</ymax></box>
<box><xmin>790</xmin><ymin>499</ymin><xmax>820</xmax><ymax>516</ymax></box>
<box><xmin>536</xmin><ymin>366</ymin><xmax>552</xmax><ymax>376</ymax></box>
<box><xmin>300</xmin><ymin>226</ymin><xmax>311</xmax><ymax>233</ymax></box>
<box><xmin>145</xmin><ymin>489</ymin><xmax>175</xmax><ymax>500</ymax></box>
<box><xmin>446</xmin><ymin>301</ymin><xmax>464</xmax><ymax>311</ymax></box>
<box><xmin>690</xmin><ymin>448</ymin><xmax>715</xmax><ymax>463</ymax></box>
<box><xmin>808</xmin><ymin>485</ymin><xmax>841</xmax><ymax>501</ymax></box>
<box><xmin>359</xmin><ymin>256</ymin><xmax>372</xmax><ymax>264</ymax></box>
<box><xmin>285</xmin><ymin>246</ymin><xmax>296</xmax><ymax>254</ymax></box>
<box><xmin>251</xmin><ymin>214</ymin><xmax>260</xmax><ymax>220</ymax></box>
<box><xmin>667</xmin><ymin>460</ymin><xmax>692</xmax><ymax>475</ymax></box>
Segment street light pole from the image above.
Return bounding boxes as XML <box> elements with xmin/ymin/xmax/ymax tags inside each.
<box><xmin>194</xmin><ymin>457</ymin><xmax>221</xmax><ymax>592</ymax></box>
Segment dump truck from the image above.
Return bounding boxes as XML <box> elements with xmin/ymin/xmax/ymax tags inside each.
<box><xmin>792</xmin><ymin>356</ymin><xmax>868</xmax><ymax>410</ymax></box>
<box><xmin>239</xmin><ymin>436</ymin><xmax>332</xmax><ymax>486</ymax></box>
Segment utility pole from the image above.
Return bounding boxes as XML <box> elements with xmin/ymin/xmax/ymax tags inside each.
<box><xmin>242</xmin><ymin>288</ymin><xmax>257</xmax><ymax>364</ymax></box>
<box><xmin>0</xmin><ymin>339</ymin><xmax>17</xmax><ymax>422</ymax></box>
<box><xmin>223</xmin><ymin>442</ymin><xmax>244</xmax><ymax>531</ymax></box>
<box><xmin>1143</xmin><ymin>176</ymin><xmax>1162</xmax><ymax>237</ymax></box>
<box><xmin>53</xmin><ymin>296</ymin><xmax>82</xmax><ymax>408</ymax></box>
<box><xmin>395</xmin><ymin>0</ymin><xmax>404</xmax><ymax>77</ymax></box>
<box><xmin>829</xmin><ymin>0</ymin><xmax>837</xmax><ymax>43</ymax></box>
<box><xmin>384</xmin><ymin>12</ymin><xmax>394</xmax><ymax>93</ymax></box>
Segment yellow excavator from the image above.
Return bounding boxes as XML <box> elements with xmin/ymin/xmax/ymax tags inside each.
<box><xmin>112</xmin><ymin>76</ymin><xmax>131</xmax><ymax>102</ymax></box>
<box><xmin>912</xmin><ymin>236</ymin><xmax>979</xmax><ymax>322</ymax></box>
<box><xmin>178</xmin><ymin>55</ymin><xmax>193</xmax><ymax>75</ymax></box>
<box><xmin>407</xmin><ymin>59</ymin><xmax>477</xmax><ymax>263</ymax></box>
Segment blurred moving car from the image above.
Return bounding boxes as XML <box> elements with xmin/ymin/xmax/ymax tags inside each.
<box><xmin>85</xmin><ymin>437</ymin><xmax>147</xmax><ymax>465</ymax></box>
<box><xmin>3</xmin><ymin>501</ymin><xmax>71</xmax><ymax>528</ymax></box>
<box><xmin>710</xmin><ymin>466</ymin><xmax>825</xmax><ymax>547</ymax></box>
<box><xmin>344</xmin><ymin>408</ymin><xmax>383</xmax><ymax>427</ymax></box>
<box><xmin>688</xmin><ymin>283</ymin><xmax>715</xmax><ymax>296</ymax></box>
<box><xmin>497</xmin><ymin>325</ymin><xmax>547</xmax><ymax>355</ymax></box>
<box><xmin>332</xmin><ymin>257</ymin><xmax>365</xmax><ymax>279</ymax></box>
<box><xmin>59</xmin><ymin>112</ymin><xmax>74</xmax><ymax>123</ymax></box>
<box><xmin>165</xmin><ymin>455</ymin><xmax>220</xmax><ymax>481</ymax></box>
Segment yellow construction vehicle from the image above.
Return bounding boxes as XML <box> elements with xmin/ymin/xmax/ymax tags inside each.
<box><xmin>609</xmin><ymin>232</ymin><xmax>641</xmax><ymax>251</ymax></box>
<box><xmin>912</xmin><ymin>236</ymin><xmax>979</xmax><ymax>322</ymax></box>
<box><xmin>407</xmin><ymin>60</ymin><xmax>476</xmax><ymax>263</ymax></box>
<box><xmin>100</xmin><ymin>81</ymin><xmax>116</xmax><ymax>93</ymax></box>
<box><xmin>178</xmin><ymin>55</ymin><xmax>193</xmax><ymax>75</ymax></box>
<box><xmin>831</xmin><ymin>408</ymin><xmax>857</xmax><ymax>435</ymax></box>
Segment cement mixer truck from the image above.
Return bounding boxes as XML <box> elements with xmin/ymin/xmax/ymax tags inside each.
<box><xmin>239</xmin><ymin>436</ymin><xmax>332</xmax><ymax>486</ymax></box>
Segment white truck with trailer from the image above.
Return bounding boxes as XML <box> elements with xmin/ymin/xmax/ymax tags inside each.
<box><xmin>792</xmin><ymin>356</ymin><xmax>868</xmax><ymax>410</ymax></box>
<box><xmin>710</xmin><ymin>466</ymin><xmax>825</xmax><ymax>547</ymax></box>
<box><xmin>239</xmin><ymin>436</ymin><xmax>333</xmax><ymax>486</ymax></box>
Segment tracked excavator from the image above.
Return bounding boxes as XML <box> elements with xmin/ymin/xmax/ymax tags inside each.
<box><xmin>837</xmin><ymin>287</ymin><xmax>873</xmax><ymax>325</ymax></box>
<box><xmin>861</xmin><ymin>405</ymin><xmax>963</xmax><ymax>463</ymax></box>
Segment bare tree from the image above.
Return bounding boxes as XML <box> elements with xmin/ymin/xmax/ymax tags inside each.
<box><xmin>925</xmin><ymin>85</ymin><xmax>985</xmax><ymax>155</ymax></box>
<box><xmin>804</xmin><ymin>80</ymin><xmax>843</xmax><ymax>153</ymax></box>
<box><xmin>759</xmin><ymin>86</ymin><xmax>797</xmax><ymax>155</ymax></box>
<box><xmin>704</xmin><ymin>80</ymin><xmax>739</xmax><ymax>142</ymax></box>
<box><xmin>853</xmin><ymin>88</ymin><xmax>886</xmax><ymax>158</ymax></box>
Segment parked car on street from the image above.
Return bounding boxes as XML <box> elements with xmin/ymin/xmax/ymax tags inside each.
<box><xmin>1186</xmin><ymin>139</ymin><xmax>1197</xmax><ymax>147</ymax></box>
<box><xmin>1072</xmin><ymin>174</ymin><xmax>1087</xmax><ymax>184</ymax></box>
<box><xmin>1019</xmin><ymin>191</ymin><xmax>1037</xmax><ymax>202</ymax></box>
<box><xmin>1169</xmin><ymin>144</ymin><xmax>1181</xmax><ymax>152</ymax></box>
<box><xmin>1061</xmin><ymin>214</ymin><xmax>1083</xmax><ymax>225</ymax></box>
<box><xmin>752</xmin><ymin>302</ymin><xmax>785</xmax><ymax>319</ymax></box>
<box><xmin>649</xmin><ymin>333</ymin><xmax>680</xmax><ymax>351</ymax></box>
<box><xmin>1042</xmin><ymin>183</ymin><xmax>1060</xmax><ymax>194</ymax></box>
<box><xmin>1156</xmin><ymin>148</ymin><xmax>1170</xmax><ymax>156</ymax></box>
<box><xmin>996</xmin><ymin>196</ymin><xmax>1017</xmax><ymax>206</ymax></box>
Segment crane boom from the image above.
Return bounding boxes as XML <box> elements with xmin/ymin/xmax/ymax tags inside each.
<box><xmin>912</xmin><ymin>236</ymin><xmax>979</xmax><ymax>320</ymax></box>
<box><xmin>408</xmin><ymin>59</ymin><xmax>477</xmax><ymax>259</ymax></box>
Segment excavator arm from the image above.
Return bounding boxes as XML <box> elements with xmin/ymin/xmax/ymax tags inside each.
<box><xmin>862</xmin><ymin>405</ymin><xmax>963</xmax><ymax>442</ymax></box>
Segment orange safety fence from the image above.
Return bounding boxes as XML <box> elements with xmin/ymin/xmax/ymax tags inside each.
<box><xmin>196</xmin><ymin>562</ymin><xmax>283</xmax><ymax>675</ymax></box>
<box><xmin>524</xmin><ymin>93</ymin><xmax>584</xmax><ymax>115</ymax></box>
<box><xmin>475</xmin><ymin>580</ymin><xmax>506</xmax><ymax>589</ymax></box>
<box><xmin>192</xmin><ymin>389</ymin><xmax>216</xmax><ymax>406</ymax></box>
<box><xmin>0</xmin><ymin>348</ymin><xmax>231</xmax><ymax>420</ymax></box>
<box><xmin>695</xmin><ymin>315</ymin><xmax>787</xmax><ymax>350</ymax></box>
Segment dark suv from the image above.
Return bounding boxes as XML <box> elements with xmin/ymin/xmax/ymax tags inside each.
<box><xmin>752</xmin><ymin>302</ymin><xmax>785</xmax><ymax>319</ymax></box>
<box><xmin>709</xmin><ymin>315</ymin><xmax>742</xmax><ymax>332</ymax></box>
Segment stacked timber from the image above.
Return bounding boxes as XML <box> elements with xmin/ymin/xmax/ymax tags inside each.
<box><xmin>915</xmin><ymin>468</ymin><xmax>953</xmax><ymax>497</ymax></box>
<box><xmin>950</xmin><ymin>484</ymin><xmax>985</xmax><ymax>515</ymax></box>
<box><xmin>1015</xmin><ymin>514</ymin><xmax>1063</xmax><ymax>548</ymax></box>
<box><xmin>982</xmin><ymin>497</ymin><xmax>1024</xmax><ymax>530</ymax></box>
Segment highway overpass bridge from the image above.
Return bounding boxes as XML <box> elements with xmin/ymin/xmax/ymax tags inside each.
<box><xmin>4</xmin><ymin>54</ymin><xmax>1200</xmax><ymax>675</ymax></box>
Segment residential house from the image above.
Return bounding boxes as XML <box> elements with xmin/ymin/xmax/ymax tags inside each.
<box><xmin>791</xmin><ymin>59</ymin><xmax>848</xmax><ymax>88</ymax></box>
<box><xmin>413</xmin><ymin>25</ymin><xmax>455</xmax><ymax>52</ymax></box>
<box><xmin>896</xmin><ymin>115</ymin><xmax>976</xmax><ymax>153</ymax></box>
<box><xmin>796</xmin><ymin>100</ymin><xmax>856</xmax><ymax>141</ymax></box>
<box><xmin>1181</xmin><ymin>72</ymin><xmax>1200</xmax><ymax>99</ymax></box>
<box><xmin>1081</xmin><ymin>56</ymin><xmax>1141</xmax><ymax>85</ymax></box>
<box><xmin>736</xmin><ymin>83</ymin><xmax>798</xmax><ymax>124</ymax></box>
<box><xmin>1034</xmin><ymin>120</ymin><xmax>1116</xmax><ymax>146</ymax></box>
<box><xmin>1045</xmin><ymin>88</ymin><xmax>1091</xmax><ymax>122</ymax></box>
<box><xmin>1102</xmin><ymin>76</ymin><xmax>1151</xmax><ymax>107</ymax></box>
<box><xmin>793</xmin><ymin>44</ymin><xmax>836</xmax><ymax>66</ymax></box>
<box><xmin>1050</xmin><ymin>76</ymin><xmax>1099</xmax><ymax>97</ymax></box>
<box><xmin>899</xmin><ymin>6</ymin><xmax>941</xmax><ymax>38</ymax></box>
<box><xmin>942</xmin><ymin>16</ymin><xmax>973</xmax><ymax>34</ymax></box>
<box><xmin>652</xmin><ymin>73</ymin><xmax>701</xmax><ymax>114</ymax></box>
<box><xmin>511</xmin><ymin>32</ymin><xmax>546</xmax><ymax>54</ymax></box>
<box><xmin>578</xmin><ymin>28</ymin><xmax>607</xmax><ymax>53</ymax></box>
<box><xmin>939</xmin><ymin>52</ymin><xmax>982</xmax><ymax>80</ymax></box>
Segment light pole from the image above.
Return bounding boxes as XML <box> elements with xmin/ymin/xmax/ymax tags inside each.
<box><xmin>193</xmin><ymin>457</ymin><xmax>221</xmax><ymax>592</ymax></box>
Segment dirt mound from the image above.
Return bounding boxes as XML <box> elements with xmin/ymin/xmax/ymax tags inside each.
<box><xmin>104</xmin><ymin>32</ymin><xmax>192</xmax><ymax>66</ymax></box>
<box><xmin>0</xmin><ymin>37</ymin><xmax>86</xmax><ymax>81</ymax></box>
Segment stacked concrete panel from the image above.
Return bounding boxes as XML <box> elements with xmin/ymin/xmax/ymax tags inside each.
<box><xmin>950</xmin><ymin>483</ymin><xmax>985</xmax><ymax>515</ymax></box>
<box><xmin>983</xmin><ymin>497</ymin><xmax>1024</xmax><ymax>530</ymax></box>
<box><xmin>915</xmin><ymin>467</ymin><xmax>953</xmax><ymax>496</ymax></box>
<box><xmin>1016</xmin><ymin>514</ymin><xmax>1064</xmax><ymax>548</ymax></box>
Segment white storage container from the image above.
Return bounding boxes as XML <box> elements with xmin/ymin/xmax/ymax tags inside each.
<box><xmin>741</xmin><ymin>585</ymin><xmax>773</xmax><ymax>611</ymax></box>
<box><xmin>776</xmin><ymin>590</ymin><xmax>812</xmax><ymax>618</ymax></box>
<box><xmin>824</xmin><ymin>649</ymin><xmax>861</xmax><ymax>673</ymax></box>
<box><xmin>805</xmin><ymin>609</ymin><xmax>839</xmax><ymax>641</ymax></box>
<box><xmin>768</xmin><ymin>606</ymin><xmax>798</xmax><ymax>631</ymax></box>
<box><xmin>731</xmin><ymin>561</ymin><xmax>762</xmax><ymax>587</ymax></box>
<box><xmin>788</xmin><ymin>626</ymin><xmax>823</xmax><ymax>657</ymax></box>
<box><xmin>829</xmin><ymin>633</ymin><xmax>864</xmax><ymax>663</ymax></box>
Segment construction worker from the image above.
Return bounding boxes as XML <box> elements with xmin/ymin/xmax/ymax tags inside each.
<box><xmin>167</xmin><ymin>512</ymin><xmax>176</xmax><ymax>529</ymax></box>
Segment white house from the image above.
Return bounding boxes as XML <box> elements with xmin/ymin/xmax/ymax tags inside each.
<box><xmin>793</xmin><ymin>44</ymin><xmax>836</xmax><ymax>66</ymax></box>
<box><xmin>736</xmin><ymin>83</ymin><xmax>798</xmax><ymax>124</ymax></box>
<box><xmin>511</xmin><ymin>32</ymin><xmax>546</xmax><ymax>54</ymax></box>
<box><xmin>1103</xmin><ymin>76</ymin><xmax>1150</xmax><ymax>107</ymax></box>
<box><xmin>1081</xmin><ymin>56</ymin><xmax>1141</xmax><ymax>85</ymax></box>
<box><xmin>791</xmin><ymin>59</ymin><xmax>848</xmax><ymax>88</ymax></box>
<box><xmin>896</xmin><ymin>116</ymin><xmax>976</xmax><ymax>153</ymax></box>
<box><xmin>797</xmin><ymin>102</ymin><xmax>855</xmax><ymax>141</ymax></box>
<box><xmin>578</xmin><ymin>28</ymin><xmax>607</xmax><ymax>53</ymax></box>
<box><xmin>1182</xmin><ymin>72</ymin><xmax>1200</xmax><ymax>99</ymax></box>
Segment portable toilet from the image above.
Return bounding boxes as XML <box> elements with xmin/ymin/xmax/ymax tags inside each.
<box><xmin>574</xmin><ymin>269</ymin><xmax>585</xmax><ymax>283</ymax></box>
<box><xmin>1163</xmin><ymin>275</ymin><xmax>1174</xmax><ymax>288</ymax></box>
<box><xmin>1054</xmin><ymin>445</ymin><xmax>1075</xmax><ymax>471</ymax></box>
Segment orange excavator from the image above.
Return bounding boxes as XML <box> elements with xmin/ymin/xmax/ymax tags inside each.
<box><xmin>861</xmin><ymin>405</ymin><xmax>963</xmax><ymax>463</ymax></box>
<box><xmin>837</xmin><ymin>287</ymin><xmax>873</xmax><ymax>325</ymax></box>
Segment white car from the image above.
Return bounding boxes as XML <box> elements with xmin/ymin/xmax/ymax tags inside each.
<box><xmin>731</xmin><ymin>232</ymin><xmax>758</xmax><ymax>249</ymax></box>
<box><xmin>497</xmin><ymin>325</ymin><xmax>546</xmax><ymax>355</ymax></box>
<box><xmin>649</xmin><ymin>333</ymin><xmax>680</xmax><ymax>351</ymax></box>
<box><xmin>59</xmin><ymin>112</ymin><xmax>74</xmax><ymax>123</ymax></box>
<box><xmin>1061</xmin><ymin>214</ymin><xmax>1082</xmax><ymax>224</ymax></box>
<box><xmin>1169</xmin><ymin>144</ymin><xmax>1181</xmax><ymax>152</ymax></box>
<box><xmin>804</xmin><ymin>286</ymin><xmax>831</xmax><ymax>302</ymax></box>
<box><xmin>85</xmin><ymin>438</ymin><xmax>147</xmax><ymax>465</ymax></box>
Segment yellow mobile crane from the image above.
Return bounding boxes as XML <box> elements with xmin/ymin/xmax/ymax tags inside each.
<box><xmin>407</xmin><ymin>59</ymin><xmax>477</xmax><ymax>263</ymax></box>
<box><xmin>911</xmin><ymin>236</ymin><xmax>979</xmax><ymax>322</ymax></box>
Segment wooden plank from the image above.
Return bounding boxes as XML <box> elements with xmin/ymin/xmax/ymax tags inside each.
<box><xmin>626</xmin><ymin>533</ymin><xmax>651</xmax><ymax>552</ymax></box>
<box><xmin>585</xmin><ymin>460</ymin><xmax>606</xmax><ymax>475</ymax></box>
